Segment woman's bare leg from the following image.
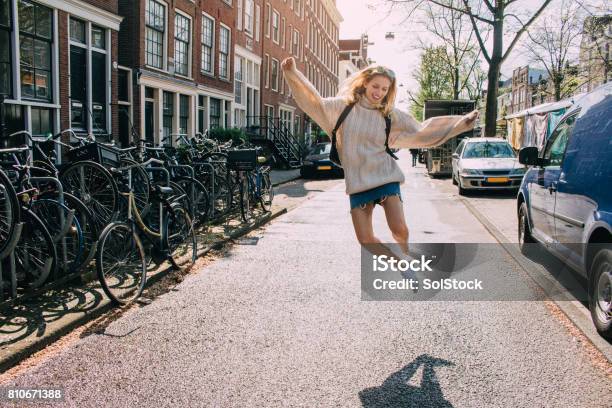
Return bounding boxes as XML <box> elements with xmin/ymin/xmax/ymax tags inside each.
<box><xmin>381</xmin><ymin>195</ymin><xmax>410</xmax><ymax>255</ymax></box>
<box><xmin>350</xmin><ymin>203</ymin><xmax>398</xmax><ymax>259</ymax></box>
<box><xmin>350</xmin><ymin>203</ymin><xmax>378</xmax><ymax>244</ymax></box>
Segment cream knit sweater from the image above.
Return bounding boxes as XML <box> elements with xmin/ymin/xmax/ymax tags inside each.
<box><xmin>284</xmin><ymin>66</ymin><xmax>474</xmax><ymax>195</ymax></box>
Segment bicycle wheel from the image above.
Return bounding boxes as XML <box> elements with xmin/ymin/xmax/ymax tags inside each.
<box><xmin>60</xmin><ymin>161</ymin><xmax>119</xmax><ymax>232</ymax></box>
<box><xmin>176</xmin><ymin>176</ymin><xmax>210</xmax><ymax>225</ymax></box>
<box><xmin>259</xmin><ymin>171</ymin><xmax>274</xmax><ymax>212</ymax></box>
<box><xmin>96</xmin><ymin>221</ymin><xmax>146</xmax><ymax>305</ymax></box>
<box><xmin>0</xmin><ymin>169</ymin><xmax>19</xmax><ymax>257</ymax></box>
<box><xmin>166</xmin><ymin>203</ymin><xmax>197</xmax><ymax>268</ymax></box>
<box><xmin>119</xmin><ymin>158</ymin><xmax>151</xmax><ymax>218</ymax></box>
<box><xmin>239</xmin><ymin>174</ymin><xmax>252</xmax><ymax>223</ymax></box>
<box><xmin>29</xmin><ymin>198</ymin><xmax>84</xmax><ymax>274</ymax></box>
<box><xmin>40</xmin><ymin>192</ymin><xmax>99</xmax><ymax>272</ymax></box>
<box><xmin>14</xmin><ymin>209</ymin><xmax>57</xmax><ymax>288</ymax></box>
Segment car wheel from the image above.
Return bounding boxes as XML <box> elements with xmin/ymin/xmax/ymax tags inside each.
<box><xmin>589</xmin><ymin>247</ymin><xmax>612</xmax><ymax>339</ymax></box>
<box><xmin>452</xmin><ymin>172</ymin><xmax>458</xmax><ymax>185</ymax></box>
<box><xmin>518</xmin><ymin>202</ymin><xmax>535</xmax><ymax>253</ymax></box>
<box><xmin>458</xmin><ymin>179</ymin><xmax>467</xmax><ymax>196</ymax></box>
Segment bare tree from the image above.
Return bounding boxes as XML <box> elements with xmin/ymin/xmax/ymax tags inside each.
<box><xmin>384</xmin><ymin>0</ymin><xmax>553</xmax><ymax>136</ymax></box>
<box><xmin>411</xmin><ymin>1</ymin><xmax>484</xmax><ymax>100</ymax></box>
<box><xmin>522</xmin><ymin>0</ymin><xmax>583</xmax><ymax>101</ymax></box>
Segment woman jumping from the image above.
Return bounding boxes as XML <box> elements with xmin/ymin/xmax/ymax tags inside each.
<box><xmin>281</xmin><ymin>57</ymin><xmax>478</xmax><ymax>256</ymax></box>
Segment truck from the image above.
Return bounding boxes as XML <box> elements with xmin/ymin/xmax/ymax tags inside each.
<box><xmin>422</xmin><ymin>100</ymin><xmax>477</xmax><ymax>177</ymax></box>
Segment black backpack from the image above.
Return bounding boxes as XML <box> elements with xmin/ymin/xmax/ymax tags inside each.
<box><xmin>329</xmin><ymin>102</ymin><xmax>399</xmax><ymax>167</ymax></box>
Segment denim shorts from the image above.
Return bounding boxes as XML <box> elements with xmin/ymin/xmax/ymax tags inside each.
<box><xmin>349</xmin><ymin>182</ymin><xmax>403</xmax><ymax>210</ymax></box>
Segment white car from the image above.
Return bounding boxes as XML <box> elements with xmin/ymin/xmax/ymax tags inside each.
<box><xmin>451</xmin><ymin>137</ymin><xmax>527</xmax><ymax>195</ymax></box>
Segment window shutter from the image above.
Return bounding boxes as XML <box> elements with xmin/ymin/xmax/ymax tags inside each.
<box><xmin>255</xmin><ymin>5</ymin><xmax>260</xmax><ymax>41</ymax></box>
<box><xmin>237</xmin><ymin>0</ymin><xmax>243</xmax><ymax>30</ymax></box>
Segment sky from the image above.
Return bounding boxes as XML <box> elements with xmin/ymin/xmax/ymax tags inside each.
<box><xmin>335</xmin><ymin>0</ymin><xmax>606</xmax><ymax>110</ymax></box>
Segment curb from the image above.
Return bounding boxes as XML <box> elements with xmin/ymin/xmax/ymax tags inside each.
<box><xmin>272</xmin><ymin>174</ymin><xmax>302</xmax><ymax>187</ymax></box>
<box><xmin>0</xmin><ymin>207</ymin><xmax>288</xmax><ymax>374</ymax></box>
<box><xmin>460</xmin><ymin>197</ymin><xmax>612</xmax><ymax>363</ymax></box>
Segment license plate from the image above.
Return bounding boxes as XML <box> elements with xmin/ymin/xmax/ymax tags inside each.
<box><xmin>317</xmin><ymin>166</ymin><xmax>332</xmax><ymax>170</ymax></box>
<box><xmin>487</xmin><ymin>177</ymin><xmax>509</xmax><ymax>183</ymax></box>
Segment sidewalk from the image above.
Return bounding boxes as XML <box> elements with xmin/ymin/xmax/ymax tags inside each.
<box><xmin>270</xmin><ymin>167</ymin><xmax>301</xmax><ymax>186</ymax></box>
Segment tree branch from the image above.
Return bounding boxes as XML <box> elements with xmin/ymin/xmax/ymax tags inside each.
<box><xmin>502</xmin><ymin>0</ymin><xmax>554</xmax><ymax>62</ymax></box>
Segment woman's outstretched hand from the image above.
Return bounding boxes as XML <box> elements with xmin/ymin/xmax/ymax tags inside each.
<box><xmin>459</xmin><ymin>110</ymin><xmax>479</xmax><ymax>131</ymax></box>
<box><xmin>281</xmin><ymin>57</ymin><xmax>296</xmax><ymax>72</ymax></box>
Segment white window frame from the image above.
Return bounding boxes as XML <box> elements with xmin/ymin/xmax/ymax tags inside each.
<box><xmin>237</xmin><ymin>0</ymin><xmax>243</xmax><ymax>30</ymax></box>
<box><xmin>255</xmin><ymin>5</ymin><xmax>261</xmax><ymax>41</ymax></box>
<box><xmin>281</xmin><ymin>18</ymin><xmax>286</xmax><ymax>49</ymax></box>
<box><xmin>271</xmin><ymin>58</ymin><xmax>279</xmax><ymax>91</ymax></box>
<box><xmin>201</xmin><ymin>12</ymin><xmax>215</xmax><ymax>76</ymax></box>
<box><xmin>244</xmin><ymin>0</ymin><xmax>254</xmax><ymax>37</ymax></box>
<box><xmin>173</xmin><ymin>10</ymin><xmax>192</xmax><ymax>78</ymax></box>
<box><xmin>292</xmin><ymin>29</ymin><xmax>299</xmax><ymax>57</ymax></box>
<box><xmin>144</xmin><ymin>0</ymin><xmax>168</xmax><ymax>71</ymax></box>
<box><xmin>271</xmin><ymin>9</ymin><xmax>279</xmax><ymax>44</ymax></box>
<box><xmin>222</xmin><ymin>0</ymin><xmax>233</xmax><ymax>6</ymax></box>
<box><xmin>68</xmin><ymin>16</ymin><xmax>112</xmax><ymax>135</ymax></box>
<box><xmin>264</xmin><ymin>53</ymin><xmax>269</xmax><ymax>88</ymax></box>
<box><xmin>218</xmin><ymin>23</ymin><xmax>231</xmax><ymax>80</ymax></box>
<box><xmin>265</xmin><ymin>3</ymin><xmax>271</xmax><ymax>38</ymax></box>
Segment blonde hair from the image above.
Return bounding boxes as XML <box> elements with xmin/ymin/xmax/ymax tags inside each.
<box><xmin>338</xmin><ymin>65</ymin><xmax>397</xmax><ymax>117</ymax></box>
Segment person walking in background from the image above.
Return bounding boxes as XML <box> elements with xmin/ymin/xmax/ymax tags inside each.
<box><xmin>281</xmin><ymin>57</ymin><xmax>478</xmax><ymax>256</ymax></box>
<box><xmin>410</xmin><ymin>149</ymin><xmax>419</xmax><ymax>167</ymax></box>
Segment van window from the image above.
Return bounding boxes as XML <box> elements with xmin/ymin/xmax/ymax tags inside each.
<box><xmin>544</xmin><ymin>115</ymin><xmax>576</xmax><ymax>166</ymax></box>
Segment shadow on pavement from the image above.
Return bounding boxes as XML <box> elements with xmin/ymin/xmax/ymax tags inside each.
<box><xmin>0</xmin><ymin>286</ymin><xmax>104</xmax><ymax>347</ymax></box>
<box><xmin>359</xmin><ymin>354</ymin><xmax>455</xmax><ymax>408</ymax></box>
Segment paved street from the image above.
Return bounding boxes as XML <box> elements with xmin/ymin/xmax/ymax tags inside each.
<box><xmin>1</xmin><ymin>150</ymin><xmax>610</xmax><ymax>407</ymax></box>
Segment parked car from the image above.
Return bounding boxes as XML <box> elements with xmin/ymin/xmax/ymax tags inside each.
<box><xmin>517</xmin><ymin>82</ymin><xmax>612</xmax><ymax>339</ymax></box>
<box><xmin>300</xmin><ymin>142</ymin><xmax>344</xmax><ymax>179</ymax></box>
<box><xmin>451</xmin><ymin>137</ymin><xmax>526</xmax><ymax>195</ymax></box>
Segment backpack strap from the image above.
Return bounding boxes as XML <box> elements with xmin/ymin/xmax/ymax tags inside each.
<box><xmin>331</xmin><ymin>103</ymin><xmax>356</xmax><ymax>145</ymax></box>
<box><xmin>384</xmin><ymin>115</ymin><xmax>399</xmax><ymax>160</ymax></box>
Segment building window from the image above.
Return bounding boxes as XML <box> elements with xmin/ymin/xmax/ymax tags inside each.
<box><xmin>174</xmin><ymin>13</ymin><xmax>190</xmax><ymax>76</ymax></box>
<box><xmin>219</xmin><ymin>25</ymin><xmax>230</xmax><ymax>79</ymax></box>
<box><xmin>69</xmin><ymin>18</ymin><xmax>85</xmax><ymax>44</ymax></box>
<box><xmin>163</xmin><ymin>91</ymin><xmax>173</xmax><ymax>142</ymax></box>
<box><xmin>264</xmin><ymin>54</ymin><xmax>269</xmax><ymax>88</ymax></box>
<box><xmin>234</xmin><ymin>56</ymin><xmax>242</xmax><ymax>104</ymax></box>
<box><xmin>271</xmin><ymin>58</ymin><xmax>278</xmax><ymax>91</ymax></box>
<box><xmin>292</xmin><ymin>29</ymin><xmax>299</xmax><ymax>57</ymax></box>
<box><xmin>255</xmin><ymin>5</ymin><xmax>260</xmax><ymax>41</ymax></box>
<box><xmin>281</xmin><ymin>18</ymin><xmax>286</xmax><ymax>49</ymax></box>
<box><xmin>0</xmin><ymin>0</ymin><xmax>12</xmax><ymax>97</ymax></box>
<box><xmin>265</xmin><ymin>3</ymin><xmax>270</xmax><ymax>38</ymax></box>
<box><xmin>201</xmin><ymin>14</ymin><xmax>214</xmax><ymax>75</ymax></box>
<box><xmin>294</xmin><ymin>0</ymin><xmax>301</xmax><ymax>16</ymax></box>
<box><xmin>19</xmin><ymin>0</ymin><xmax>52</xmax><ymax>101</ymax></box>
<box><xmin>91</xmin><ymin>50</ymin><xmax>107</xmax><ymax>132</ymax></box>
<box><xmin>271</xmin><ymin>10</ymin><xmax>279</xmax><ymax>43</ymax></box>
<box><xmin>69</xmin><ymin>46</ymin><xmax>86</xmax><ymax>131</ymax></box>
<box><xmin>69</xmin><ymin>19</ymin><xmax>108</xmax><ymax>134</ymax></box>
<box><xmin>209</xmin><ymin>97</ymin><xmax>220</xmax><ymax>128</ymax></box>
<box><xmin>92</xmin><ymin>25</ymin><xmax>105</xmax><ymax>49</ymax></box>
<box><xmin>244</xmin><ymin>0</ymin><xmax>254</xmax><ymax>36</ymax></box>
<box><xmin>31</xmin><ymin>106</ymin><xmax>52</xmax><ymax>136</ymax></box>
<box><xmin>145</xmin><ymin>0</ymin><xmax>165</xmax><ymax>69</ymax></box>
<box><xmin>179</xmin><ymin>94</ymin><xmax>189</xmax><ymax>136</ymax></box>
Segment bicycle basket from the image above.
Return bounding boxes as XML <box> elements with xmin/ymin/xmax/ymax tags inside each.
<box><xmin>227</xmin><ymin>149</ymin><xmax>258</xmax><ymax>171</ymax></box>
<box><xmin>67</xmin><ymin>142</ymin><xmax>121</xmax><ymax>167</ymax></box>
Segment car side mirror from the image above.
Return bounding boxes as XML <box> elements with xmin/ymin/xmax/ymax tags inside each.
<box><xmin>518</xmin><ymin>147</ymin><xmax>540</xmax><ymax>166</ymax></box>
<box><xmin>452</xmin><ymin>153</ymin><xmax>459</xmax><ymax>159</ymax></box>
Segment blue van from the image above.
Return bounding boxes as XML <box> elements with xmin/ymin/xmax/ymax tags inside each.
<box><xmin>517</xmin><ymin>82</ymin><xmax>611</xmax><ymax>339</ymax></box>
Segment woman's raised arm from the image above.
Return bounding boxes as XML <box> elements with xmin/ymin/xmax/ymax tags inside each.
<box><xmin>282</xmin><ymin>57</ymin><xmax>342</xmax><ymax>135</ymax></box>
<box><xmin>388</xmin><ymin>108</ymin><xmax>479</xmax><ymax>149</ymax></box>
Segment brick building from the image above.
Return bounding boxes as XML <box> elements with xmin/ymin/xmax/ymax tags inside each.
<box><xmin>118</xmin><ymin>0</ymin><xmax>237</xmax><ymax>146</ymax></box>
<box><xmin>579</xmin><ymin>15</ymin><xmax>611</xmax><ymax>94</ymax></box>
<box><xmin>259</xmin><ymin>0</ymin><xmax>341</xmax><ymax>140</ymax></box>
<box><xmin>1</xmin><ymin>0</ymin><xmax>122</xmax><ymax>142</ymax></box>
<box><xmin>510</xmin><ymin>66</ymin><xmax>549</xmax><ymax>114</ymax></box>
<box><xmin>233</xmin><ymin>0</ymin><xmax>263</xmax><ymax>128</ymax></box>
<box><xmin>338</xmin><ymin>33</ymin><xmax>371</xmax><ymax>85</ymax></box>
